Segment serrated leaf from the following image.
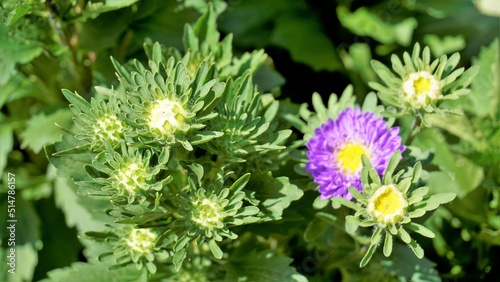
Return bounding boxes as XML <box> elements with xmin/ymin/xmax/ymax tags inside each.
<box><xmin>0</xmin><ymin>244</ymin><xmax>38</xmax><ymax>282</ymax></box>
<box><xmin>271</xmin><ymin>15</ymin><xmax>342</xmax><ymax>71</ymax></box>
<box><xmin>337</xmin><ymin>6</ymin><xmax>417</xmax><ymax>46</ymax></box>
<box><xmin>303</xmin><ymin>217</ymin><xmax>326</xmax><ymax>243</ymax></box>
<box><xmin>379</xmin><ymin>243</ymin><xmax>440</xmax><ymax>281</ymax></box>
<box><xmin>0</xmin><ymin>23</ymin><xmax>43</xmax><ymax>85</ymax></box>
<box><xmin>84</xmin><ymin>0</ymin><xmax>140</xmax><ymax>16</ymax></box>
<box><xmin>424</xmin><ymin>34</ymin><xmax>466</xmax><ymax>57</ymax></box>
<box><xmin>0</xmin><ymin>124</ymin><xmax>13</xmax><ymax>175</ymax></box>
<box><xmin>247</xmin><ymin>172</ymin><xmax>303</xmax><ymax>221</ymax></box>
<box><xmin>45</xmin><ymin>135</ymin><xmax>95</xmax><ymax>181</ymax></box>
<box><xmin>413</xmin><ymin>128</ymin><xmax>484</xmax><ymax>198</ymax></box>
<box><xmin>225</xmin><ymin>251</ymin><xmax>307</xmax><ymax>282</ymax></box>
<box><xmin>20</xmin><ymin>109</ymin><xmax>74</xmax><ymax>153</ymax></box>
<box><xmin>53</xmin><ymin>176</ymin><xmax>112</xmax><ymax>234</ymax></box>
<box><xmin>40</xmin><ymin>261</ymin><xmax>145</xmax><ymax>282</ymax></box>
<box><xmin>468</xmin><ymin>38</ymin><xmax>499</xmax><ymax>117</ymax></box>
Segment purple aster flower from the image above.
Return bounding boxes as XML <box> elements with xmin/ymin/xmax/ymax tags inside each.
<box><xmin>306</xmin><ymin>108</ymin><xmax>404</xmax><ymax>200</ymax></box>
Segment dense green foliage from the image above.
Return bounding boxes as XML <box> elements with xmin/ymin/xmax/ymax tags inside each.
<box><xmin>0</xmin><ymin>1</ymin><xmax>498</xmax><ymax>281</ymax></box>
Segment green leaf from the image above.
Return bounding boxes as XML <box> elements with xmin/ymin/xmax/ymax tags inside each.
<box><xmin>407</xmin><ymin>222</ymin><xmax>435</xmax><ymax>238</ymax></box>
<box><xmin>84</xmin><ymin>0</ymin><xmax>141</xmax><ymax>16</ymax></box>
<box><xmin>191</xmin><ymin>131</ymin><xmax>223</xmax><ymax>145</ymax></box>
<box><xmin>0</xmin><ymin>123</ymin><xmax>13</xmax><ymax>175</ymax></box>
<box><xmin>20</xmin><ymin>109</ymin><xmax>74</xmax><ymax>153</ymax></box>
<box><xmin>345</xmin><ymin>215</ymin><xmax>360</xmax><ymax>234</ymax></box>
<box><xmin>229</xmin><ymin>173</ymin><xmax>251</xmax><ymax>193</ymax></box>
<box><xmin>413</xmin><ymin>128</ymin><xmax>484</xmax><ymax>198</ymax></box>
<box><xmin>337</xmin><ymin>6</ymin><xmax>417</xmax><ymax>46</ymax></box>
<box><xmin>371</xmin><ymin>226</ymin><xmax>383</xmax><ymax>245</ymax></box>
<box><xmin>0</xmin><ymin>195</ymin><xmax>41</xmax><ymax>246</ymax></box>
<box><xmin>41</xmin><ymin>261</ymin><xmax>145</xmax><ymax>282</ymax></box>
<box><xmin>360</xmin><ymin>243</ymin><xmax>378</xmax><ymax>267</ymax></box>
<box><xmin>468</xmin><ymin>37</ymin><xmax>499</xmax><ymax>117</ymax></box>
<box><xmin>53</xmin><ymin>176</ymin><xmax>112</xmax><ymax>234</ymax></box>
<box><xmin>398</xmin><ymin>227</ymin><xmax>411</xmax><ymax>244</ymax></box>
<box><xmin>209</xmin><ymin>239</ymin><xmax>223</xmax><ymax>259</ymax></box>
<box><xmin>383</xmin><ymin>231</ymin><xmax>393</xmax><ymax>257</ymax></box>
<box><xmin>304</xmin><ymin>216</ymin><xmax>330</xmax><ymax>242</ymax></box>
<box><xmin>427</xmin><ymin>193</ymin><xmax>456</xmax><ymax>205</ymax></box>
<box><xmin>248</xmin><ymin>172</ymin><xmax>303</xmax><ymax>221</ymax></box>
<box><xmin>408</xmin><ymin>240</ymin><xmax>424</xmax><ymax>259</ymax></box>
<box><xmin>330</xmin><ymin>196</ymin><xmax>361</xmax><ymax>212</ymax></box>
<box><xmin>225</xmin><ymin>250</ymin><xmax>307</xmax><ymax>282</ymax></box>
<box><xmin>383</xmin><ymin>150</ymin><xmax>401</xmax><ymax>184</ymax></box>
<box><xmin>0</xmin><ymin>244</ymin><xmax>38</xmax><ymax>282</ymax></box>
<box><xmin>379</xmin><ymin>243</ymin><xmax>440</xmax><ymax>282</ymax></box>
<box><xmin>271</xmin><ymin>15</ymin><xmax>342</xmax><ymax>72</ymax></box>
<box><xmin>423</xmin><ymin>34</ymin><xmax>466</xmax><ymax>57</ymax></box>
<box><xmin>45</xmin><ymin>135</ymin><xmax>95</xmax><ymax>181</ymax></box>
<box><xmin>0</xmin><ymin>23</ymin><xmax>43</xmax><ymax>85</ymax></box>
<box><xmin>62</xmin><ymin>90</ymin><xmax>91</xmax><ymax>114</ymax></box>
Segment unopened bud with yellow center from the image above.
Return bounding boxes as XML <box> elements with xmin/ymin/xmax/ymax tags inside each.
<box><xmin>336</xmin><ymin>142</ymin><xmax>371</xmax><ymax>174</ymax></box>
<box><xmin>402</xmin><ymin>71</ymin><xmax>441</xmax><ymax>108</ymax></box>
<box><xmin>148</xmin><ymin>98</ymin><xmax>187</xmax><ymax>136</ymax></box>
<box><xmin>111</xmin><ymin>161</ymin><xmax>149</xmax><ymax>194</ymax></box>
<box><xmin>367</xmin><ymin>184</ymin><xmax>408</xmax><ymax>225</ymax></box>
<box><xmin>191</xmin><ymin>197</ymin><xmax>225</xmax><ymax>230</ymax></box>
<box><xmin>92</xmin><ymin>114</ymin><xmax>124</xmax><ymax>146</ymax></box>
<box><xmin>126</xmin><ymin>228</ymin><xmax>158</xmax><ymax>255</ymax></box>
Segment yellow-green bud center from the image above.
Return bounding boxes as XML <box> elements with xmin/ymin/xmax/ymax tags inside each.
<box><xmin>93</xmin><ymin>114</ymin><xmax>123</xmax><ymax>145</ymax></box>
<box><xmin>402</xmin><ymin>71</ymin><xmax>440</xmax><ymax>107</ymax></box>
<box><xmin>112</xmin><ymin>162</ymin><xmax>149</xmax><ymax>194</ymax></box>
<box><xmin>148</xmin><ymin>98</ymin><xmax>187</xmax><ymax>135</ymax></box>
<box><xmin>126</xmin><ymin>228</ymin><xmax>157</xmax><ymax>254</ymax></box>
<box><xmin>191</xmin><ymin>197</ymin><xmax>224</xmax><ymax>230</ymax></box>
<box><xmin>367</xmin><ymin>184</ymin><xmax>408</xmax><ymax>225</ymax></box>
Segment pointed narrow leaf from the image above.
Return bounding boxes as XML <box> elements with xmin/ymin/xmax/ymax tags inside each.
<box><xmin>383</xmin><ymin>231</ymin><xmax>393</xmax><ymax>257</ymax></box>
<box><xmin>408</xmin><ymin>222</ymin><xmax>435</xmax><ymax>238</ymax></box>
<box><xmin>360</xmin><ymin>243</ymin><xmax>378</xmax><ymax>267</ymax></box>
<box><xmin>209</xmin><ymin>239</ymin><xmax>223</xmax><ymax>259</ymax></box>
<box><xmin>408</xmin><ymin>239</ymin><xmax>424</xmax><ymax>258</ymax></box>
<box><xmin>62</xmin><ymin>89</ymin><xmax>90</xmax><ymax>113</ymax></box>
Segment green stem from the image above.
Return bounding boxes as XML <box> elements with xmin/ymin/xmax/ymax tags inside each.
<box><xmin>405</xmin><ymin>114</ymin><xmax>423</xmax><ymax>146</ymax></box>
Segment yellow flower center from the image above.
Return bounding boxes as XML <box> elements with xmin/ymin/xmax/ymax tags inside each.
<box><xmin>367</xmin><ymin>184</ymin><xmax>408</xmax><ymax>225</ymax></box>
<box><xmin>413</xmin><ymin>76</ymin><xmax>431</xmax><ymax>94</ymax></box>
<box><xmin>336</xmin><ymin>142</ymin><xmax>370</xmax><ymax>174</ymax></box>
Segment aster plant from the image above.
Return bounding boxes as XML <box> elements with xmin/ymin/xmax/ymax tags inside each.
<box><xmin>306</xmin><ymin>107</ymin><xmax>404</xmax><ymax>199</ymax></box>
<box><xmin>46</xmin><ymin>5</ymin><xmax>303</xmax><ymax>280</ymax></box>
<box><xmin>33</xmin><ymin>1</ymin><xmax>495</xmax><ymax>281</ymax></box>
<box><xmin>331</xmin><ymin>151</ymin><xmax>456</xmax><ymax>267</ymax></box>
<box><xmin>369</xmin><ymin>43</ymin><xmax>479</xmax><ymax>121</ymax></box>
